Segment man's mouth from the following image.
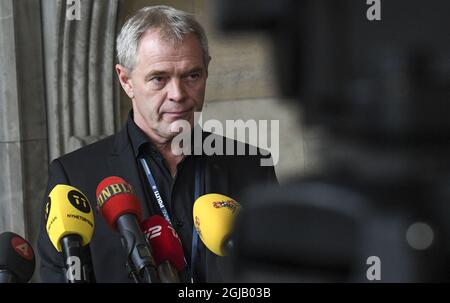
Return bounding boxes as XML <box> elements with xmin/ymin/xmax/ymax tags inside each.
<box><xmin>163</xmin><ymin>108</ymin><xmax>192</xmax><ymax>119</ymax></box>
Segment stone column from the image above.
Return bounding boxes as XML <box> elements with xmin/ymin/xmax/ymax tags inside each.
<box><xmin>0</xmin><ymin>0</ymin><xmax>48</xmax><ymax>258</ymax></box>
<box><xmin>0</xmin><ymin>0</ymin><xmax>121</xmax><ymax>282</ymax></box>
<box><xmin>0</xmin><ymin>0</ymin><xmax>25</xmax><ymax>236</ymax></box>
<box><xmin>41</xmin><ymin>0</ymin><xmax>121</xmax><ymax>161</ymax></box>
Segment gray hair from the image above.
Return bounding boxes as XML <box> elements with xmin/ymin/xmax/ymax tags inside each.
<box><xmin>116</xmin><ymin>5</ymin><xmax>209</xmax><ymax>71</ymax></box>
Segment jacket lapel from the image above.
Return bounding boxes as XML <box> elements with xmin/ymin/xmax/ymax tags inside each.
<box><xmin>204</xmin><ymin>155</ymin><xmax>230</xmax><ymax>195</ymax></box>
<box><xmin>106</xmin><ymin>124</ymin><xmax>151</xmax><ymax>219</ymax></box>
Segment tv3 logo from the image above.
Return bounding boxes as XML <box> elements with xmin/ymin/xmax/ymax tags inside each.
<box><xmin>66</xmin><ymin>256</ymin><xmax>82</xmax><ymax>282</ymax></box>
<box><xmin>147</xmin><ymin>225</ymin><xmax>180</xmax><ymax>240</ymax></box>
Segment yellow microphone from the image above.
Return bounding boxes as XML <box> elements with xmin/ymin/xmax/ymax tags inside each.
<box><xmin>193</xmin><ymin>193</ymin><xmax>241</xmax><ymax>256</ymax></box>
<box><xmin>45</xmin><ymin>184</ymin><xmax>95</xmax><ymax>283</ymax></box>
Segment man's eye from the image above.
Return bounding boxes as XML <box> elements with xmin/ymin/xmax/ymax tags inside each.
<box><xmin>188</xmin><ymin>73</ymin><xmax>201</xmax><ymax>80</ymax></box>
<box><xmin>150</xmin><ymin>76</ymin><xmax>165</xmax><ymax>83</ymax></box>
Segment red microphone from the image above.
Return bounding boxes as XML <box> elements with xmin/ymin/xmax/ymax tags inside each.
<box><xmin>142</xmin><ymin>215</ymin><xmax>185</xmax><ymax>282</ymax></box>
<box><xmin>96</xmin><ymin>176</ymin><xmax>141</xmax><ymax>229</ymax></box>
<box><xmin>96</xmin><ymin>176</ymin><xmax>158</xmax><ymax>283</ymax></box>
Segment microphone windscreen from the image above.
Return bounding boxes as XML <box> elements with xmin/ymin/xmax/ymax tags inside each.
<box><xmin>0</xmin><ymin>232</ymin><xmax>35</xmax><ymax>282</ymax></box>
<box><xmin>142</xmin><ymin>215</ymin><xmax>185</xmax><ymax>271</ymax></box>
<box><xmin>96</xmin><ymin>176</ymin><xmax>142</xmax><ymax>230</ymax></box>
<box><xmin>46</xmin><ymin>184</ymin><xmax>94</xmax><ymax>251</ymax></box>
<box><xmin>193</xmin><ymin>193</ymin><xmax>241</xmax><ymax>256</ymax></box>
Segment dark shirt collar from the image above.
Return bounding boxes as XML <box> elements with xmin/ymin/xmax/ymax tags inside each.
<box><xmin>127</xmin><ymin>110</ymin><xmax>160</xmax><ymax>158</ymax></box>
<box><xmin>127</xmin><ymin>110</ymin><xmax>203</xmax><ymax>159</ymax></box>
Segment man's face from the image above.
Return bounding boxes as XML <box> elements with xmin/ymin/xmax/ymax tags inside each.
<box><xmin>117</xmin><ymin>30</ymin><xmax>208</xmax><ymax>143</ymax></box>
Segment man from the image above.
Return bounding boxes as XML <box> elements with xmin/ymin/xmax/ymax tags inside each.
<box><xmin>38</xmin><ymin>5</ymin><xmax>277</xmax><ymax>283</ymax></box>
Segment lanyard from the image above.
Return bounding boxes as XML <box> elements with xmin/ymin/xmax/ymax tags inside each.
<box><xmin>139</xmin><ymin>157</ymin><xmax>174</xmax><ymax>225</ymax></box>
<box><xmin>191</xmin><ymin>157</ymin><xmax>203</xmax><ymax>282</ymax></box>
<box><xmin>139</xmin><ymin>156</ymin><xmax>204</xmax><ymax>282</ymax></box>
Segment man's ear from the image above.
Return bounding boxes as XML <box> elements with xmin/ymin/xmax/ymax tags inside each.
<box><xmin>115</xmin><ymin>64</ymin><xmax>135</xmax><ymax>99</ymax></box>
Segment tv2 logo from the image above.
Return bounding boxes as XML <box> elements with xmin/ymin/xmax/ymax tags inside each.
<box><xmin>147</xmin><ymin>225</ymin><xmax>180</xmax><ymax>240</ymax></box>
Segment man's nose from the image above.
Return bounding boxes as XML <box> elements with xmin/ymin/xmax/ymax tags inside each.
<box><xmin>167</xmin><ymin>78</ymin><xmax>186</xmax><ymax>102</ymax></box>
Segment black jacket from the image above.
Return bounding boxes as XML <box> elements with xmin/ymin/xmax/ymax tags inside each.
<box><xmin>37</xmin><ymin>122</ymin><xmax>278</xmax><ymax>283</ymax></box>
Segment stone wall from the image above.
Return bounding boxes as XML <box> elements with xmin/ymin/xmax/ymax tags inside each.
<box><xmin>0</xmin><ymin>0</ymin><xmax>48</xmax><ymax>282</ymax></box>
<box><xmin>0</xmin><ymin>0</ymin><xmax>122</xmax><ymax>281</ymax></box>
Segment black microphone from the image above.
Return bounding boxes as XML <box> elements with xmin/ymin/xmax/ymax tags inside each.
<box><xmin>96</xmin><ymin>176</ymin><xmax>159</xmax><ymax>283</ymax></box>
<box><xmin>0</xmin><ymin>232</ymin><xmax>35</xmax><ymax>283</ymax></box>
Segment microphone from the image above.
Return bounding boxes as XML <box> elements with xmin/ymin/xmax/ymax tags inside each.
<box><xmin>96</xmin><ymin>176</ymin><xmax>159</xmax><ymax>283</ymax></box>
<box><xmin>193</xmin><ymin>193</ymin><xmax>241</xmax><ymax>256</ymax></box>
<box><xmin>142</xmin><ymin>215</ymin><xmax>185</xmax><ymax>283</ymax></box>
<box><xmin>0</xmin><ymin>232</ymin><xmax>35</xmax><ymax>283</ymax></box>
<box><xmin>46</xmin><ymin>184</ymin><xmax>95</xmax><ymax>283</ymax></box>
